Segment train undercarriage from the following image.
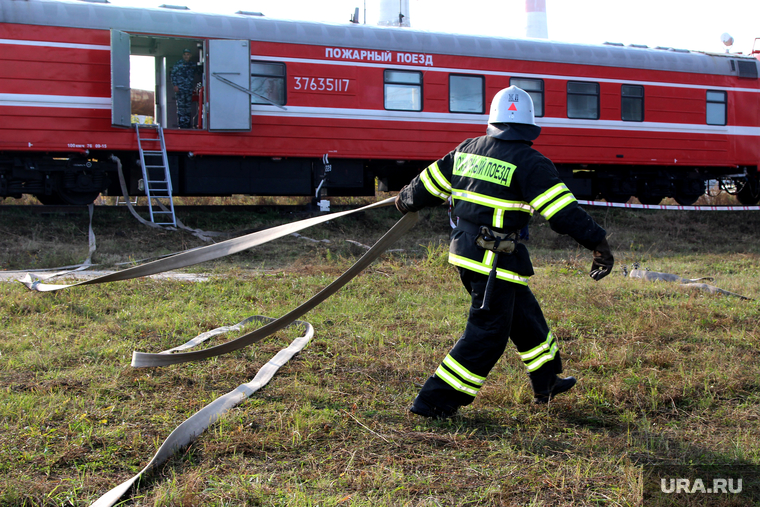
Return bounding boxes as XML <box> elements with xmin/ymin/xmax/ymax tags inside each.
<box><xmin>558</xmin><ymin>165</ymin><xmax>760</xmax><ymax>206</ymax></box>
<box><xmin>1</xmin><ymin>153</ymin><xmax>759</xmax><ymax>207</ymax></box>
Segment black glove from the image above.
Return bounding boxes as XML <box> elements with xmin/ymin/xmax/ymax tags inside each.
<box><xmin>590</xmin><ymin>237</ymin><xmax>614</xmax><ymax>281</ymax></box>
<box><xmin>395</xmin><ymin>189</ymin><xmax>411</xmax><ymax>214</ymax></box>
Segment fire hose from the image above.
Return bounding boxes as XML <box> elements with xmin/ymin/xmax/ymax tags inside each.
<box><xmin>625</xmin><ymin>266</ymin><xmax>752</xmax><ymax>300</ymax></box>
<box><xmin>19</xmin><ymin>199</ymin><xmax>419</xmax><ymax>506</ymax></box>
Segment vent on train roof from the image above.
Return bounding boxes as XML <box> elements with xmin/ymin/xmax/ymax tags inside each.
<box><xmin>236</xmin><ymin>11</ymin><xmax>264</xmax><ymax>16</ymax></box>
<box><xmin>628</xmin><ymin>44</ymin><xmax>649</xmax><ymax>49</ymax></box>
<box><xmin>159</xmin><ymin>4</ymin><xmax>190</xmax><ymax>10</ymax></box>
<box><xmin>603</xmin><ymin>42</ymin><xmax>624</xmax><ymax>46</ymax></box>
<box><xmin>737</xmin><ymin>60</ymin><xmax>759</xmax><ymax>78</ymax></box>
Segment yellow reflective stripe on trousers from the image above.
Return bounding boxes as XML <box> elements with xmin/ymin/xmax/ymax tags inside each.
<box><xmin>524</xmin><ymin>342</ymin><xmax>559</xmax><ymax>371</ymax></box>
<box><xmin>520</xmin><ymin>332</ymin><xmax>555</xmax><ymax>360</ymax></box>
<box><xmin>519</xmin><ymin>332</ymin><xmax>558</xmax><ymax>372</ymax></box>
<box><xmin>448</xmin><ymin>253</ymin><xmax>529</xmax><ymax>285</ymax></box>
<box><xmin>435</xmin><ymin>365</ymin><xmax>479</xmax><ymax>396</ymax></box>
<box><xmin>420</xmin><ymin>168</ymin><xmax>451</xmax><ymax>200</ymax></box>
<box><xmin>427</xmin><ymin>162</ymin><xmax>452</xmax><ymax>193</ymax></box>
<box><xmin>442</xmin><ymin>354</ymin><xmax>486</xmax><ymax>385</ymax></box>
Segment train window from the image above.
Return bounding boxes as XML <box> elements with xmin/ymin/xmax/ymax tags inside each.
<box><xmin>251</xmin><ymin>61</ymin><xmax>286</xmax><ymax>106</ymax></box>
<box><xmin>706</xmin><ymin>90</ymin><xmax>727</xmax><ymax>125</ymax></box>
<box><xmin>621</xmin><ymin>85</ymin><xmax>644</xmax><ymax>122</ymax></box>
<box><xmin>449</xmin><ymin>74</ymin><xmax>484</xmax><ymax>113</ymax></box>
<box><xmin>509</xmin><ymin>78</ymin><xmax>544</xmax><ymax>117</ymax></box>
<box><xmin>567</xmin><ymin>81</ymin><xmax>599</xmax><ymax>119</ymax></box>
<box><xmin>384</xmin><ymin>70</ymin><xmax>422</xmax><ymax>111</ymax></box>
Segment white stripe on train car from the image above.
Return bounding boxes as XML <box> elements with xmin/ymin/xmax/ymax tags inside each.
<box><xmin>0</xmin><ymin>38</ymin><xmax>109</xmax><ymax>50</ymax></box>
<box><xmin>2</xmin><ymin>93</ymin><xmax>759</xmax><ymax>137</ymax></box>
<box><xmin>0</xmin><ymin>93</ymin><xmax>110</xmax><ymax>109</ymax></box>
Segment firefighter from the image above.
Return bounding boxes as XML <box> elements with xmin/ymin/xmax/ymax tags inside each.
<box><xmin>171</xmin><ymin>49</ymin><xmax>198</xmax><ymax>128</ymax></box>
<box><xmin>396</xmin><ymin>86</ymin><xmax>614</xmax><ymax>418</ymax></box>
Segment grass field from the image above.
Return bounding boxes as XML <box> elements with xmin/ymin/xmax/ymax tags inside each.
<box><xmin>1</xmin><ymin>200</ymin><xmax>759</xmax><ymax>506</ymax></box>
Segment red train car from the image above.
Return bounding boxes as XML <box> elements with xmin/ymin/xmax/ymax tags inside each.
<box><xmin>1</xmin><ymin>0</ymin><xmax>759</xmax><ymax>205</ymax></box>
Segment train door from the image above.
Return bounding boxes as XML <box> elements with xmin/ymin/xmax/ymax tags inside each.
<box><xmin>110</xmin><ymin>31</ymin><xmax>204</xmax><ymax>130</ymax></box>
<box><xmin>110</xmin><ymin>30</ymin><xmax>132</xmax><ymax>128</ymax></box>
<box><xmin>207</xmin><ymin>39</ymin><xmax>252</xmax><ymax>131</ymax></box>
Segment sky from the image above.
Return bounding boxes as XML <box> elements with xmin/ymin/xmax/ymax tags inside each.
<box><xmin>115</xmin><ymin>0</ymin><xmax>760</xmax><ymax>89</ymax></box>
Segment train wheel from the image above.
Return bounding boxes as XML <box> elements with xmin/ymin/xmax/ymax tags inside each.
<box><xmin>601</xmin><ymin>193</ymin><xmax>632</xmax><ymax>204</ymax></box>
<box><xmin>638</xmin><ymin>196</ymin><xmax>662</xmax><ymax>205</ymax></box>
<box><xmin>736</xmin><ymin>178</ymin><xmax>760</xmax><ymax>205</ymax></box>
<box><xmin>55</xmin><ymin>189</ymin><xmax>101</xmax><ymax>205</ymax></box>
<box><xmin>674</xmin><ymin>193</ymin><xmax>701</xmax><ymax>206</ymax></box>
<box><xmin>36</xmin><ymin>190</ymin><xmax>99</xmax><ymax>205</ymax></box>
<box><xmin>35</xmin><ymin>194</ymin><xmax>65</xmax><ymax>205</ymax></box>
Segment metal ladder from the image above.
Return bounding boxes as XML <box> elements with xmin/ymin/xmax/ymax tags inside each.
<box><xmin>135</xmin><ymin>123</ymin><xmax>176</xmax><ymax>226</ymax></box>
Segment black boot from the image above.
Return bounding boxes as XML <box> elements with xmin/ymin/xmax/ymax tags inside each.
<box><xmin>533</xmin><ymin>376</ymin><xmax>577</xmax><ymax>404</ymax></box>
<box><xmin>409</xmin><ymin>396</ymin><xmax>458</xmax><ymax>419</ymax></box>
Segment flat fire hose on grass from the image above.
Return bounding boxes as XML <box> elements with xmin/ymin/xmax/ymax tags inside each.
<box><xmin>21</xmin><ymin>197</ymin><xmax>401</xmax><ymax>292</ymax></box>
<box><xmin>17</xmin><ymin>198</ymin><xmax>418</xmax><ymax>505</ymax></box>
<box><xmin>626</xmin><ymin>267</ymin><xmax>753</xmax><ymax>300</ymax></box>
<box><xmin>91</xmin><ymin>316</ymin><xmax>314</xmax><ymax>507</ymax></box>
<box><xmin>131</xmin><ymin>210</ymin><xmax>419</xmax><ymax>367</ymax></box>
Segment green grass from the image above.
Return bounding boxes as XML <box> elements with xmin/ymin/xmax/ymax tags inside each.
<box><xmin>0</xmin><ymin>204</ymin><xmax>759</xmax><ymax>506</ymax></box>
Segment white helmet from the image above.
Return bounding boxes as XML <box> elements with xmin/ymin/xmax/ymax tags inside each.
<box><xmin>486</xmin><ymin>86</ymin><xmax>541</xmax><ymax>141</ymax></box>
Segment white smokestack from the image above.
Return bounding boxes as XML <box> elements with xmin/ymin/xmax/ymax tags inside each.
<box><xmin>378</xmin><ymin>0</ymin><xmax>410</xmax><ymax>27</ymax></box>
<box><xmin>525</xmin><ymin>0</ymin><xmax>548</xmax><ymax>39</ymax></box>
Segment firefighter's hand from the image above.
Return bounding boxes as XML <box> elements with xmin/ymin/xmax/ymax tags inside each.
<box><xmin>590</xmin><ymin>237</ymin><xmax>614</xmax><ymax>281</ymax></box>
<box><xmin>395</xmin><ymin>189</ymin><xmax>411</xmax><ymax>214</ymax></box>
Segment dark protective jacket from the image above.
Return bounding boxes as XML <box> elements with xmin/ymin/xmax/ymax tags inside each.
<box><xmin>398</xmin><ymin>135</ymin><xmax>606</xmax><ymax>284</ymax></box>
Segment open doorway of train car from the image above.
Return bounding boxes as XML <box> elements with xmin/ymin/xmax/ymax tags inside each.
<box><xmin>113</xmin><ymin>32</ymin><xmax>253</xmax><ymax>132</ymax></box>
<box><xmin>124</xmin><ymin>34</ymin><xmax>205</xmax><ymax>130</ymax></box>
<box><xmin>129</xmin><ymin>55</ymin><xmax>156</xmax><ymax>124</ymax></box>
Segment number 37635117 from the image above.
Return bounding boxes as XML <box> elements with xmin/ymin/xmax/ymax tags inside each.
<box><xmin>293</xmin><ymin>77</ymin><xmax>350</xmax><ymax>92</ymax></box>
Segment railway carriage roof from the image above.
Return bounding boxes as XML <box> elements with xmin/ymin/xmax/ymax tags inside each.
<box><xmin>2</xmin><ymin>0</ymin><xmax>758</xmax><ymax>78</ymax></box>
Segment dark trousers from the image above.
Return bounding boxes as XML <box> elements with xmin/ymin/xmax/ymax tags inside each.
<box><xmin>415</xmin><ymin>268</ymin><xmax>563</xmax><ymax>412</ymax></box>
<box><xmin>175</xmin><ymin>90</ymin><xmax>193</xmax><ymax>128</ymax></box>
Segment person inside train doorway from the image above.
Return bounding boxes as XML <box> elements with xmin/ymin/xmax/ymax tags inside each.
<box><xmin>395</xmin><ymin>86</ymin><xmax>614</xmax><ymax>418</ymax></box>
<box><xmin>171</xmin><ymin>48</ymin><xmax>199</xmax><ymax>129</ymax></box>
